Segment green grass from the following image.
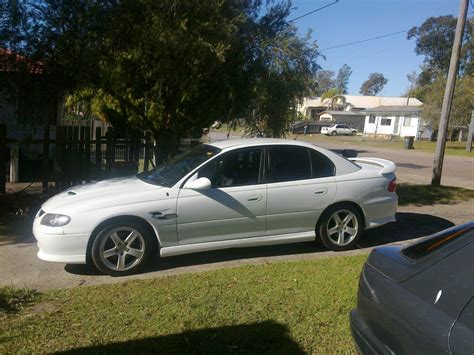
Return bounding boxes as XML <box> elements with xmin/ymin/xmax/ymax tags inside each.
<box><xmin>0</xmin><ymin>286</ymin><xmax>39</xmax><ymax>314</ymax></box>
<box><xmin>0</xmin><ymin>255</ymin><xmax>366</xmax><ymax>353</ymax></box>
<box><xmin>397</xmin><ymin>183</ymin><xmax>474</xmax><ymax>206</ymax></box>
<box><xmin>293</xmin><ymin>134</ymin><xmax>474</xmax><ymax>157</ymax></box>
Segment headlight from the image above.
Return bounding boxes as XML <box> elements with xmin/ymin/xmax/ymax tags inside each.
<box><xmin>40</xmin><ymin>213</ymin><xmax>71</xmax><ymax>227</ymax></box>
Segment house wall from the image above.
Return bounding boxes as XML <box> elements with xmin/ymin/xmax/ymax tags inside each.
<box><xmin>364</xmin><ymin>114</ymin><xmax>421</xmax><ymax>139</ymax></box>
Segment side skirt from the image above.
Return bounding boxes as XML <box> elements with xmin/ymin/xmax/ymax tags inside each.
<box><xmin>160</xmin><ymin>231</ymin><xmax>316</xmax><ymax>257</ymax></box>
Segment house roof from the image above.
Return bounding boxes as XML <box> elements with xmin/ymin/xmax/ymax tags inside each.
<box><xmin>303</xmin><ymin>95</ymin><xmax>423</xmax><ymax>109</ymax></box>
<box><xmin>363</xmin><ymin>105</ymin><xmax>423</xmax><ymax>114</ymax></box>
<box><xmin>321</xmin><ymin>110</ymin><xmax>365</xmax><ymax>116</ymax></box>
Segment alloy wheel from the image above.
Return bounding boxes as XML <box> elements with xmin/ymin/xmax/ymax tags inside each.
<box><xmin>98</xmin><ymin>227</ymin><xmax>146</xmax><ymax>271</ymax></box>
<box><xmin>326</xmin><ymin>209</ymin><xmax>359</xmax><ymax>246</ymax></box>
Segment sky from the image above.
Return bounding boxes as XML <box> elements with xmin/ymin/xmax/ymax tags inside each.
<box><xmin>289</xmin><ymin>0</ymin><xmax>470</xmax><ymax>97</ymax></box>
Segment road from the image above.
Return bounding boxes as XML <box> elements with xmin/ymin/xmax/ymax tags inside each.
<box><xmin>208</xmin><ymin>132</ymin><xmax>474</xmax><ymax>189</ymax></box>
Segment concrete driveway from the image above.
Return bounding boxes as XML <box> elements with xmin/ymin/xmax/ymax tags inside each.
<box><xmin>1</xmin><ymin>201</ymin><xmax>472</xmax><ymax>291</ymax></box>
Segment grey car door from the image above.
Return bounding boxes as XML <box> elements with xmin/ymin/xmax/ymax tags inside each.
<box><xmin>265</xmin><ymin>146</ymin><xmax>336</xmax><ymax>236</ymax></box>
<box><xmin>176</xmin><ymin>147</ymin><xmax>266</xmax><ymax>244</ymax></box>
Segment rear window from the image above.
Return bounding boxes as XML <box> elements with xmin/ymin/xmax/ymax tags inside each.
<box><xmin>402</xmin><ymin>224</ymin><xmax>474</xmax><ymax>260</ymax></box>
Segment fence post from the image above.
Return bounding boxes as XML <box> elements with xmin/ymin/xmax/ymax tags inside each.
<box><xmin>54</xmin><ymin>126</ymin><xmax>63</xmax><ymax>192</ymax></box>
<box><xmin>106</xmin><ymin>128</ymin><xmax>114</xmax><ymax>176</ymax></box>
<box><xmin>85</xmin><ymin>127</ymin><xmax>91</xmax><ymax>182</ymax></box>
<box><xmin>0</xmin><ymin>124</ymin><xmax>6</xmax><ymax>193</ymax></box>
<box><xmin>143</xmin><ymin>132</ymin><xmax>151</xmax><ymax>173</ymax></box>
<box><xmin>73</xmin><ymin>126</ymin><xmax>79</xmax><ymax>185</ymax></box>
<box><xmin>79</xmin><ymin>126</ymin><xmax>85</xmax><ymax>184</ymax></box>
<box><xmin>9</xmin><ymin>144</ymin><xmax>19</xmax><ymax>183</ymax></box>
<box><xmin>65</xmin><ymin>126</ymin><xmax>73</xmax><ymax>187</ymax></box>
<box><xmin>42</xmin><ymin>125</ymin><xmax>50</xmax><ymax>192</ymax></box>
<box><xmin>95</xmin><ymin>127</ymin><xmax>102</xmax><ymax>180</ymax></box>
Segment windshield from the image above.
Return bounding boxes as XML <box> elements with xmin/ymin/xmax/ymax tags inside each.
<box><xmin>137</xmin><ymin>144</ymin><xmax>221</xmax><ymax>187</ymax></box>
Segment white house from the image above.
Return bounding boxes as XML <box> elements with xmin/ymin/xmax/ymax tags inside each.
<box><xmin>363</xmin><ymin>106</ymin><xmax>429</xmax><ymax>140</ymax></box>
<box><xmin>298</xmin><ymin>95</ymin><xmax>424</xmax><ymax>135</ymax></box>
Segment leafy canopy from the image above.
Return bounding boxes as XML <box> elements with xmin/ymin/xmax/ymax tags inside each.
<box><xmin>359</xmin><ymin>72</ymin><xmax>388</xmax><ymax>96</ymax></box>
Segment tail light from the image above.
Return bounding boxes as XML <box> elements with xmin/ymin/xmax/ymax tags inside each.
<box><xmin>388</xmin><ymin>178</ymin><xmax>397</xmax><ymax>192</ymax></box>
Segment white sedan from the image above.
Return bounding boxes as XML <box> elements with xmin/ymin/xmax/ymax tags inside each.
<box><xmin>321</xmin><ymin>124</ymin><xmax>357</xmax><ymax>136</ymax></box>
<box><xmin>33</xmin><ymin>139</ymin><xmax>397</xmax><ymax>275</ymax></box>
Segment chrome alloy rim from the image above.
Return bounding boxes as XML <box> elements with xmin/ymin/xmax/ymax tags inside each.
<box><xmin>326</xmin><ymin>210</ymin><xmax>359</xmax><ymax>246</ymax></box>
<box><xmin>99</xmin><ymin>227</ymin><xmax>145</xmax><ymax>271</ymax></box>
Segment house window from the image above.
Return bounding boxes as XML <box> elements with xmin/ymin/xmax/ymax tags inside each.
<box><xmin>380</xmin><ymin>118</ymin><xmax>392</xmax><ymax>126</ymax></box>
<box><xmin>403</xmin><ymin>117</ymin><xmax>412</xmax><ymax>126</ymax></box>
<box><xmin>368</xmin><ymin>115</ymin><xmax>376</xmax><ymax>124</ymax></box>
<box><xmin>310</xmin><ymin>109</ymin><xmax>318</xmax><ymax>119</ymax></box>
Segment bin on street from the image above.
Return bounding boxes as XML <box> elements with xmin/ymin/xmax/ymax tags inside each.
<box><xmin>404</xmin><ymin>136</ymin><xmax>415</xmax><ymax>149</ymax></box>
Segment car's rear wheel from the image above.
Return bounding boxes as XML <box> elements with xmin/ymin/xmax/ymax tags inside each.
<box><xmin>331</xmin><ymin>131</ymin><xmax>337</xmax><ymax>136</ymax></box>
<box><xmin>91</xmin><ymin>222</ymin><xmax>153</xmax><ymax>276</ymax></box>
<box><xmin>318</xmin><ymin>205</ymin><xmax>363</xmax><ymax>251</ymax></box>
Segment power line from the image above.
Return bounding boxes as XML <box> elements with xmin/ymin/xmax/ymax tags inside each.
<box><xmin>320</xmin><ymin>29</ymin><xmax>410</xmax><ymax>51</ymax></box>
<box><xmin>289</xmin><ymin>0</ymin><xmax>339</xmax><ymax>22</ymax></box>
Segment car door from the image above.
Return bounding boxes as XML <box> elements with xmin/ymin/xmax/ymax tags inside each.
<box><xmin>265</xmin><ymin>146</ymin><xmax>336</xmax><ymax>236</ymax></box>
<box><xmin>176</xmin><ymin>147</ymin><xmax>266</xmax><ymax>244</ymax></box>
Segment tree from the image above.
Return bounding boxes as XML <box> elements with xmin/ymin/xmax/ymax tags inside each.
<box><xmin>2</xmin><ymin>0</ymin><xmax>320</xmax><ymax>158</ymax></box>
<box><xmin>335</xmin><ymin>64</ymin><xmax>352</xmax><ymax>94</ymax></box>
<box><xmin>359</xmin><ymin>72</ymin><xmax>388</xmax><ymax>96</ymax></box>
<box><xmin>313</xmin><ymin>70</ymin><xmax>335</xmax><ymax>96</ymax></box>
<box><xmin>407</xmin><ymin>15</ymin><xmax>473</xmax><ymax>82</ymax></box>
<box><xmin>420</xmin><ymin>75</ymin><xmax>474</xmax><ymax>131</ymax></box>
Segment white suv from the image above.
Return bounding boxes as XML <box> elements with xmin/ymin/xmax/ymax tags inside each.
<box><xmin>321</xmin><ymin>124</ymin><xmax>357</xmax><ymax>136</ymax></box>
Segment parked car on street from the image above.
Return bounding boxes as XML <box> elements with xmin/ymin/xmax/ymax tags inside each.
<box><xmin>350</xmin><ymin>221</ymin><xmax>474</xmax><ymax>354</ymax></box>
<box><xmin>321</xmin><ymin>124</ymin><xmax>357</xmax><ymax>136</ymax></box>
<box><xmin>33</xmin><ymin>139</ymin><xmax>397</xmax><ymax>275</ymax></box>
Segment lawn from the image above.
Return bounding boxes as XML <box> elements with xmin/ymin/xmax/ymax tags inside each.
<box><xmin>292</xmin><ymin>133</ymin><xmax>473</xmax><ymax>157</ymax></box>
<box><xmin>0</xmin><ymin>255</ymin><xmax>366</xmax><ymax>353</ymax></box>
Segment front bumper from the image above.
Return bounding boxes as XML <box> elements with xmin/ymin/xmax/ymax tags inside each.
<box><xmin>350</xmin><ymin>310</ymin><xmax>391</xmax><ymax>355</ymax></box>
<box><xmin>33</xmin><ymin>218</ymin><xmax>88</xmax><ymax>264</ymax></box>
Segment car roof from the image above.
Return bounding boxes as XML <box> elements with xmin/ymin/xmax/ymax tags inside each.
<box><xmin>205</xmin><ymin>138</ymin><xmax>360</xmax><ymax>175</ymax></box>
<box><xmin>207</xmin><ymin>138</ymin><xmax>319</xmax><ymax>150</ymax></box>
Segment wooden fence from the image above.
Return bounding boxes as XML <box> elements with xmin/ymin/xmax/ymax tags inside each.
<box><xmin>0</xmin><ymin>124</ymin><xmax>201</xmax><ymax>194</ymax></box>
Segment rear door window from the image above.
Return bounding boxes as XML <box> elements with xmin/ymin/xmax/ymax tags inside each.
<box><xmin>310</xmin><ymin>149</ymin><xmax>335</xmax><ymax>178</ymax></box>
<box><xmin>268</xmin><ymin>146</ymin><xmax>311</xmax><ymax>183</ymax></box>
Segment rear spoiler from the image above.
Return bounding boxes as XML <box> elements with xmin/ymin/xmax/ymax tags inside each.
<box><xmin>349</xmin><ymin>157</ymin><xmax>396</xmax><ymax>174</ymax></box>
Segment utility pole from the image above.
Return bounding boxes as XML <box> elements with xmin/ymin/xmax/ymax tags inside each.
<box><xmin>431</xmin><ymin>0</ymin><xmax>469</xmax><ymax>186</ymax></box>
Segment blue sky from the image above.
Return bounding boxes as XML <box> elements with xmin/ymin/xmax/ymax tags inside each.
<box><xmin>289</xmin><ymin>0</ymin><xmax>468</xmax><ymax>96</ymax></box>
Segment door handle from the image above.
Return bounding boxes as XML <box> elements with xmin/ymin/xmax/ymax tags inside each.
<box><xmin>314</xmin><ymin>189</ymin><xmax>327</xmax><ymax>195</ymax></box>
<box><xmin>149</xmin><ymin>211</ymin><xmax>177</xmax><ymax>219</ymax></box>
<box><xmin>247</xmin><ymin>195</ymin><xmax>263</xmax><ymax>202</ymax></box>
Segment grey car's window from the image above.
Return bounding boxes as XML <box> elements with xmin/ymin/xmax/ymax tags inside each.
<box><xmin>198</xmin><ymin>148</ymin><xmax>262</xmax><ymax>188</ymax></box>
<box><xmin>268</xmin><ymin>146</ymin><xmax>311</xmax><ymax>183</ymax></box>
<box><xmin>310</xmin><ymin>150</ymin><xmax>335</xmax><ymax>178</ymax></box>
<box><xmin>137</xmin><ymin>144</ymin><xmax>221</xmax><ymax>187</ymax></box>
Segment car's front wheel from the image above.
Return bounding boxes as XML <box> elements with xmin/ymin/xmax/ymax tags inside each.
<box><xmin>331</xmin><ymin>131</ymin><xmax>337</xmax><ymax>136</ymax></box>
<box><xmin>318</xmin><ymin>205</ymin><xmax>363</xmax><ymax>251</ymax></box>
<box><xmin>351</xmin><ymin>131</ymin><xmax>357</xmax><ymax>136</ymax></box>
<box><xmin>91</xmin><ymin>222</ymin><xmax>153</xmax><ymax>276</ymax></box>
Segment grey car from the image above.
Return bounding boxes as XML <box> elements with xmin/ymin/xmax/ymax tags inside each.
<box><xmin>350</xmin><ymin>221</ymin><xmax>474</xmax><ymax>354</ymax></box>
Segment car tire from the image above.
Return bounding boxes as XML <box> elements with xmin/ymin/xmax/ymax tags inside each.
<box><xmin>351</xmin><ymin>131</ymin><xmax>357</xmax><ymax>136</ymax></box>
<box><xmin>331</xmin><ymin>131</ymin><xmax>337</xmax><ymax>136</ymax></box>
<box><xmin>318</xmin><ymin>204</ymin><xmax>363</xmax><ymax>251</ymax></box>
<box><xmin>91</xmin><ymin>221</ymin><xmax>154</xmax><ymax>276</ymax></box>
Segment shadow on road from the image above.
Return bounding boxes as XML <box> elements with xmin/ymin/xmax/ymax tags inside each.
<box><xmin>65</xmin><ymin>212</ymin><xmax>454</xmax><ymax>277</ymax></box>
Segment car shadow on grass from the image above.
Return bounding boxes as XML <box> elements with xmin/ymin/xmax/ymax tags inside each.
<box><xmin>57</xmin><ymin>321</ymin><xmax>305</xmax><ymax>354</ymax></box>
<box><xmin>64</xmin><ymin>212</ymin><xmax>454</xmax><ymax>277</ymax></box>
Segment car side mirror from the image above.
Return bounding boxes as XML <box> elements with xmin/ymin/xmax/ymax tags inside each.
<box><xmin>184</xmin><ymin>177</ymin><xmax>212</xmax><ymax>190</ymax></box>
